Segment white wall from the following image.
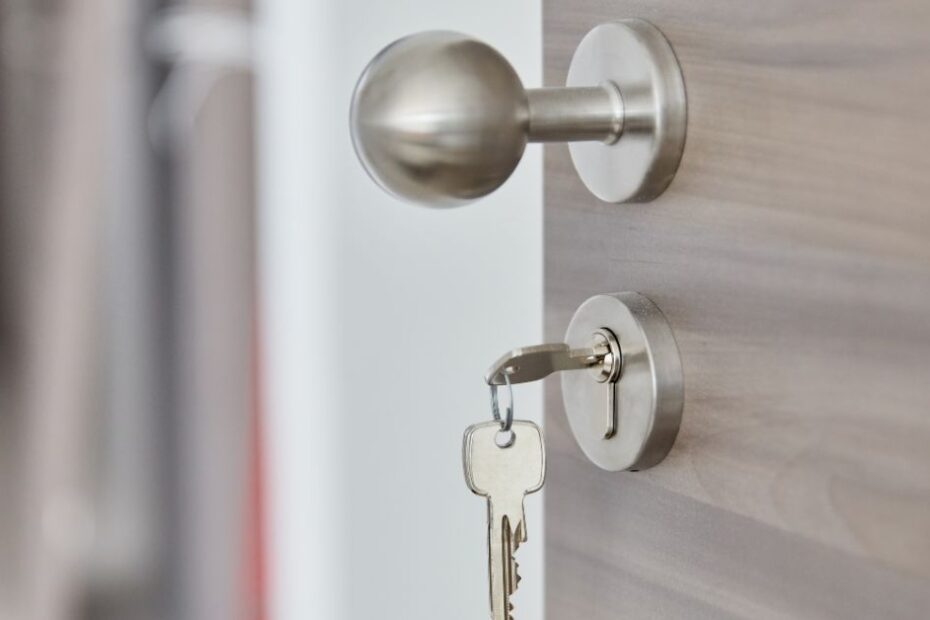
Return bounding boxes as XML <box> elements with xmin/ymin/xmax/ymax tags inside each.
<box><xmin>255</xmin><ymin>1</ymin><xmax>543</xmax><ymax>619</ymax></box>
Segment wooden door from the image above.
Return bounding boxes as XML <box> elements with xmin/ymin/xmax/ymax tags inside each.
<box><xmin>543</xmin><ymin>2</ymin><xmax>930</xmax><ymax>618</ymax></box>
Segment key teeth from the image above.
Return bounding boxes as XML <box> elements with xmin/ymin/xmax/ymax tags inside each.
<box><xmin>508</xmin><ymin>554</ymin><xmax>520</xmax><ymax>620</ymax></box>
<box><xmin>508</xmin><ymin>539</ymin><xmax>520</xmax><ymax>619</ymax></box>
<box><xmin>508</xmin><ymin>553</ymin><xmax>520</xmax><ymax>594</ymax></box>
<box><xmin>510</xmin><ymin>520</ymin><xmax>523</xmax><ymax>595</ymax></box>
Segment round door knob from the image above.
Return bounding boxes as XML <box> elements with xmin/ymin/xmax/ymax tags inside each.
<box><xmin>350</xmin><ymin>31</ymin><xmax>530</xmax><ymax>207</ymax></box>
<box><xmin>350</xmin><ymin>19</ymin><xmax>687</xmax><ymax>206</ymax></box>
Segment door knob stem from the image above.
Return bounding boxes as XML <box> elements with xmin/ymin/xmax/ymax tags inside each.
<box><xmin>526</xmin><ymin>84</ymin><xmax>624</xmax><ymax>144</ymax></box>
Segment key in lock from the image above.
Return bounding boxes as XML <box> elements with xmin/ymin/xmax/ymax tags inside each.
<box><xmin>485</xmin><ymin>292</ymin><xmax>684</xmax><ymax>473</ymax></box>
<box><xmin>485</xmin><ymin>328</ymin><xmax>622</xmax><ymax>439</ymax></box>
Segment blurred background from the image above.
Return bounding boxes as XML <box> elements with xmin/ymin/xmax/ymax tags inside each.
<box><xmin>0</xmin><ymin>0</ymin><xmax>542</xmax><ymax>618</ymax></box>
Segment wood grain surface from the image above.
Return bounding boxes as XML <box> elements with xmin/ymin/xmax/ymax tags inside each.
<box><xmin>543</xmin><ymin>1</ymin><xmax>930</xmax><ymax>618</ymax></box>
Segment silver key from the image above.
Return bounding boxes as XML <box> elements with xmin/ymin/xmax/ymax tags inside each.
<box><xmin>464</xmin><ymin>420</ymin><xmax>545</xmax><ymax>620</ymax></box>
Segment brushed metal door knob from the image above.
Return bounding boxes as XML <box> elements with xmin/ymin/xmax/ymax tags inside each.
<box><xmin>350</xmin><ymin>19</ymin><xmax>687</xmax><ymax>206</ymax></box>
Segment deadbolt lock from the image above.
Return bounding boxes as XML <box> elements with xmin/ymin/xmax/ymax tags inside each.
<box><xmin>487</xmin><ymin>292</ymin><xmax>683</xmax><ymax>471</ymax></box>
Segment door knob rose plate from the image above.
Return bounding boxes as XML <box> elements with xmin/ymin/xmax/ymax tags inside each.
<box><xmin>567</xmin><ymin>21</ymin><xmax>687</xmax><ymax>203</ymax></box>
<box><xmin>562</xmin><ymin>293</ymin><xmax>684</xmax><ymax>471</ymax></box>
<box><xmin>350</xmin><ymin>19</ymin><xmax>687</xmax><ymax>206</ymax></box>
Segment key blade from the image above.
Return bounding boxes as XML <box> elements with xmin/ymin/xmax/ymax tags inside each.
<box><xmin>511</xmin><ymin>555</ymin><xmax>520</xmax><ymax>596</ymax></box>
<box><xmin>489</xmin><ymin>516</ymin><xmax>515</xmax><ymax>620</ymax></box>
<box><xmin>508</xmin><ymin>517</ymin><xmax>530</xmax><ymax>597</ymax></box>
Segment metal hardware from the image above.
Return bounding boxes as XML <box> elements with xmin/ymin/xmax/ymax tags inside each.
<box><xmin>489</xmin><ymin>371</ymin><xmax>515</xmax><ymax>434</ymax></box>
<box><xmin>591</xmin><ymin>328</ymin><xmax>622</xmax><ymax>438</ymax></box>
<box><xmin>486</xmin><ymin>343</ymin><xmax>606</xmax><ymax>386</ymax></box>
<box><xmin>486</xmin><ymin>328</ymin><xmax>623</xmax><ymax>442</ymax></box>
<box><xmin>463</xmin><ymin>420</ymin><xmax>545</xmax><ymax>619</ymax></box>
<box><xmin>567</xmin><ymin>21</ymin><xmax>687</xmax><ymax>203</ymax></box>
<box><xmin>349</xmin><ymin>19</ymin><xmax>686</xmax><ymax>206</ymax></box>
<box><xmin>485</xmin><ymin>292</ymin><xmax>683</xmax><ymax>472</ymax></box>
<box><xmin>563</xmin><ymin>292</ymin><xmax>683</xmax><ymax>471</ymax></box>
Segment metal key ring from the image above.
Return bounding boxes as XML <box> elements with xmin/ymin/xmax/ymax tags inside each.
<box><xmin>489</xmin><ymin>369</ymin><xmax>514</xmax><ymax>432</ymax></box>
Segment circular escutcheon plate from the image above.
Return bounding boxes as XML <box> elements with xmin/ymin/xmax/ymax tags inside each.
<box><xmin>567</xmin><ymin>19</ymin><xmax>687</xmax><ymax>203</ymax></box>
<box><xmin>561</xmin><ymin>292</ymin><xmax>683</xmax><ymax>471</ymax></box>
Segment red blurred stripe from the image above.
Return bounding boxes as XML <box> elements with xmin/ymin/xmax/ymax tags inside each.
<box><xmin>245</xmin><ymin>306</ymin><xmax>266</xmax><ymax>620</ymax></box>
